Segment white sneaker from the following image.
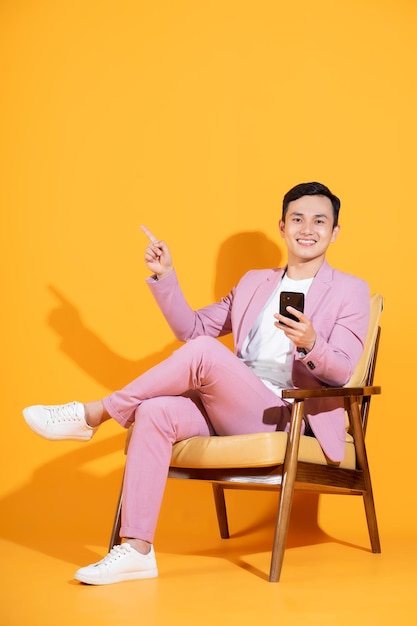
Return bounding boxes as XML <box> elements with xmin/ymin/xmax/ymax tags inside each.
<box><xmin>74</xmin><ymin>543</ymin><xmax>158</xmax><ymax>585</ymax></box>
<box><xmin>22</xmin><ymin>401</ymin><xmax>97</xmax><ymax>441</ymax></box>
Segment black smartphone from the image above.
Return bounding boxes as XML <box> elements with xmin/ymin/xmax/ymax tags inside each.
<box><xmin>279</xmin><ymin>291</ymin><xmax>304</xmax><ymax>323</ymax></box>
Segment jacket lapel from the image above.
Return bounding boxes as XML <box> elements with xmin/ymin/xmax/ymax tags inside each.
<box><xmin>303</xmin><ymin>260</ymin><xmax>333</xmax><ymax>318</ymax></box>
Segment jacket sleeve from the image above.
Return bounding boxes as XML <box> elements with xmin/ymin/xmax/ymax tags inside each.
<box><xmin>146</xmin><ymin>270</ymin><xmax>234</xmax><ymax>341</ymax></box>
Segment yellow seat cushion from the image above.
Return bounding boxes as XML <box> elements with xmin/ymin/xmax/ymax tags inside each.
<box><xmin>171</xmin><ymin>431</ymin><xmax>355</xmax><ymax>470</ymax></box>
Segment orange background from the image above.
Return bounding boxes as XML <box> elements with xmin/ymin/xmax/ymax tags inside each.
<box><xmin>1</xmin><ymin>1</ymin><xmax>416</xmax><ymax>624</ymax></box>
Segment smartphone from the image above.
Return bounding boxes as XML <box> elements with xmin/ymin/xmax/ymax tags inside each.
<box><xmin>279</xmin><ymin>291</ymin><xmax>304</xmax><ymax>323</ymax></box>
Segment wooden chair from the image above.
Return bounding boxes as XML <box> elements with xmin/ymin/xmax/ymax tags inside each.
<box><xmin>110</xmin><ymin>294</ymin><xmax>383</xmax><ymax>582</ymax></box>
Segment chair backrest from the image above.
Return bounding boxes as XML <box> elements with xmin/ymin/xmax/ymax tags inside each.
<box><xmin>347</xmin><ymin>293</ymin><xmax>383</xmax><ymax>388</ymax></box>
<box><xmin>345</xmin><ymin>293</ymin><xmax>383</xmax><ymax>435</ymax></box>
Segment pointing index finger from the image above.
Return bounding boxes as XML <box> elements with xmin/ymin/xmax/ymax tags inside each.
<box><xmin>140</xmin><ymin>224</ymin><xmax>159</xmax><ymax>243</ymax></box>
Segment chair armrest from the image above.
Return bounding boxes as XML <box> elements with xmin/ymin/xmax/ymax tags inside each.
<box><xmin>282</xmin><ymin>385</ymin><xmax>381</xmax><ymax>400</ymax></box>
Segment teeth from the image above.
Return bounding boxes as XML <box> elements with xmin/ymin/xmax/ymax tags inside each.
<box><xmin>298</xmin><ymin>239</ymin><xmax>315</xmax><ymax>245</ymax></box>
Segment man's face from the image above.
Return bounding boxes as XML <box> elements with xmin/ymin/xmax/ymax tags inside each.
<box><xmin>279</xmin><ymin>194</ymin><xmax>340</xmax><ymax>265</ymax></box>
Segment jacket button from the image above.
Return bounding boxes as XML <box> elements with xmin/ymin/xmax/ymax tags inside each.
<box><xmin>307</xmin><ymin>361</ymin><xmax>315</xmax><ymax>370</ymax></box>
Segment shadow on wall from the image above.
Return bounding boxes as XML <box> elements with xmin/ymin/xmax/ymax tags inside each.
<box><xmin>213</xmin><ymin>231</ymin><xmax>284</xmax><ymax>300</ymax></box>
<box><xmin>2</xmin><ymin>231</ymin><xmax>346</xmax><ymax>576</ymax></box>
<box><xmin>45</xmin><ymin>230</ymin><xmax>284</xmax><ymax>388</ymax></box>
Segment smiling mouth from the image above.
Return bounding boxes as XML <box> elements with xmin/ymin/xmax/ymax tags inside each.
<box><xmin>297</xmin><ymin>239</ymin><xmax>316</xmax><ymax>246</ymax></box>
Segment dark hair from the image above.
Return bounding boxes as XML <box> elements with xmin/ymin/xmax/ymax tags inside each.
<box><xmin>282</xmin><ymin>182</ymin><xmax>341</xmax><ymax>227</ymax></box>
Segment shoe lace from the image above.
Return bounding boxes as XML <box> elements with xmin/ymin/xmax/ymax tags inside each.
<box><xmin>99</xmin><ymin>545</ymin><xmax>131</xmax><ymax>566</ymax></box>
<box><xmin>47</xmin><ymin>402</ymin><xmax>81</xmax><ymax>423</ymax></box>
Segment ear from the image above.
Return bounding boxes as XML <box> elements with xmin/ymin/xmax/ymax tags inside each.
<box><xmin>331</xmin><ymin>224</ymin><xmax>341</xmax><ymax>243</ymax></box>
<box><xmin>279</xmin><ymin>220</ymin><xmax>285</xmax><ymax>238</ymax></box>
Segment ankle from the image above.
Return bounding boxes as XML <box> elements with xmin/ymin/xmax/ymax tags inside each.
<box><xmin>84</xmin><ymin>400</ymin><xmax>110</xmax><ymax>428</ymax></box>
<box><xmin>124</xmin><ymin>538</ymin><xmax>152</xmax><ymax>555</ymax></box>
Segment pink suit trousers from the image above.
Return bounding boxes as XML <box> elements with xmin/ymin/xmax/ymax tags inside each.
<box><xmin>103</xmin><ymin>335</ymin><xmax>292</xmax><ymax>543</ymax></box>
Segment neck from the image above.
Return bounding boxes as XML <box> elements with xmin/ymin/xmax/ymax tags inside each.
<box><xmin>285</xmin><ymin>257</ymin><xmax>325</xmax><ymax>280</ymax></box>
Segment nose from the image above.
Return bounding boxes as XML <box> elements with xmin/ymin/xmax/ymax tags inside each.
<box><xmin>300</xmin><ymin>221</ymin><xmax>313</xmax><ymax>234</ymax></box>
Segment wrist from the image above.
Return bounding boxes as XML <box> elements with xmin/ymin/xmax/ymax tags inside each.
<box><xmin>155</xmin><ymin>267</ymin><xmax>174</xmax><ymax>281</ymax></box>
<box><xmin>297</xmin><ymin>340</ymin><xmax>315</xmax><ymax>356</ymax></box>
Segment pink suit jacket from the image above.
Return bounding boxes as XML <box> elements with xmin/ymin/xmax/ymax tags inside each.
<box><xmin>148</xmin><ymin>260</ymin><xmax>370</xmax><ymax>462</ymax></box>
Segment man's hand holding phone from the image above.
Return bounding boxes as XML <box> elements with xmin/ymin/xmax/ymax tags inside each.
<box><xmin>141</xmin><ymin>225</ymin><xmax>174</xmax><ymax>279</ymax></box>
<box><xmin>274</xmin><ymin>291</ymin><xmax>316</xmax><ymax>354</ymax></box>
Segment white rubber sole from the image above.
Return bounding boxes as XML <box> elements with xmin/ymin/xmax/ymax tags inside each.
<box><xmin>74</xmin><ymin>568</ymin><xmax>159</xmax><ymax>585</ymax></box>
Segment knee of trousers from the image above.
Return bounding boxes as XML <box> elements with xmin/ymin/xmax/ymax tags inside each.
<box><xmin>132</xmin><ymin>397</ymin><xmax>181</xmax><ymax>443</ymax></box>
<box><xmin>179</xmin><ymin>335</ymin><xmax>229</xmax><ymax>361</ymax></box>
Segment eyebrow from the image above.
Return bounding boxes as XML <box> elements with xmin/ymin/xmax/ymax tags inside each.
<box><xmin>290</xmin><ymin>211</ymin><xmax>330</xmax><ymax>219</ymax></box>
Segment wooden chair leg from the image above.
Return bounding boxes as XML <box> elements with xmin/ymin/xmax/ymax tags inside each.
<box><xmin>347</xmin><ymin>397</ymin><xmax>381</xmax><ymax>553</ymax></box>
<box><xmin>212</xmin><ymin>483</ymin><xmax>230</xmax><ymax>539</ymax></box>
<box><xmin>109</xmin><ymin>474</ymin><xmax>124</xmax><ymax>551</ymax></box>
<box><xmin>269</xmin><ymin>400</ymin><xmax>304</xmax><ymax>582</ymax></box>
<box><xmin>363</xmin><ymin>491</ymin><xmax>381</xmax><ymax>553</ymax></box>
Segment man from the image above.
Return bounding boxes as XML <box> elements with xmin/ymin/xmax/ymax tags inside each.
<box><xmin>23</xmin><ymin>181</ymin><xmax>370</xmax><ymax>585</ymax></box>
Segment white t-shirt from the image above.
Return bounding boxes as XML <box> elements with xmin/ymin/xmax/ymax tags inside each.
<box><xmin>239</xmin><ymin>274</ymin><xmax>313</xmax><ymax>397</ymax></box>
